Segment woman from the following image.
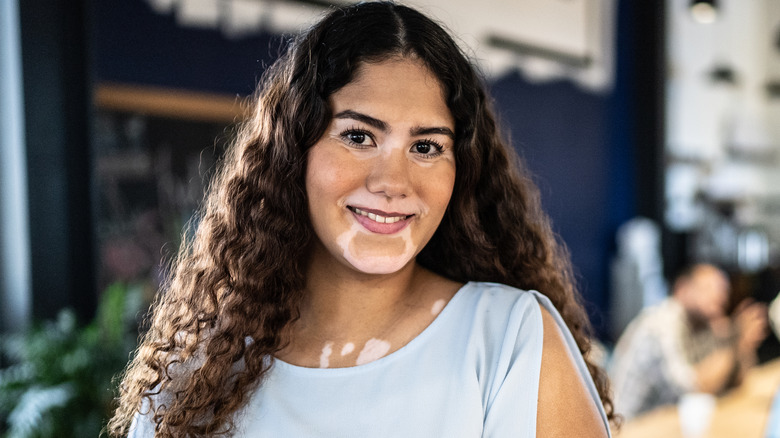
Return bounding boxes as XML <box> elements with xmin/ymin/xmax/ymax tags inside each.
<box><xmin>109</xmin><ymin>2</ymin><xmax>614</xmax><ymax>437</ymax></box>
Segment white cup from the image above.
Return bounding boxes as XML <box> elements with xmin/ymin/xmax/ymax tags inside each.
<box><xmin>678</xmin><ymin>392</ymin><xmax>716</xmax><ymax>438</ymax></box>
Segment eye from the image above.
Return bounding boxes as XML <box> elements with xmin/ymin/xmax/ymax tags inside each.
<box><xmin>414</xmin><ymin>143</ymin><xmax>431</xmax><ymax>154</ymax></box>
<box><xmin>340</xmin><ymin>128</ymin><xmax>375</xmax><ymax>148</ymax></box>
<box><xmin>348</xmin><ymin>132</ymin><xmax>367</xmax><ymax>144</ymax></box>
<box><xmin>411</xmin><ymin>139</ymin><xmax>444</xmax><ymax>158</ymax></box>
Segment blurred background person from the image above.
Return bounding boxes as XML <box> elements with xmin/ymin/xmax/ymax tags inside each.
<box><xmin>609</xmin><ymin>263</ymin><xmax>768</xmax><ymax>420</ymax></box>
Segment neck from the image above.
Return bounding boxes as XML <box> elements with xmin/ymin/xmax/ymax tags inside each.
<box><xmin>278</xmin><ymin>243</ymin><xmax>461</xmax><ymax>368</ymax></box>
<box><xmin>300</xmin><ymin>244</ymin><xmax>423</xmax><ymax>339</ymax></box>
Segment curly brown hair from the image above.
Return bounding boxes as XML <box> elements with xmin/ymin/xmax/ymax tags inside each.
<box><xmin>108</xmin><ymin>2</ymin><xmax>614</xmax><ymax>436</ymax></box>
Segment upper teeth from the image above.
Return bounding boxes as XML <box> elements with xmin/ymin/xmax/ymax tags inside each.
<box><xmin>353</xmin><ymin>207</ymin><xmax>406</xmax><ymax>224</ymax></box>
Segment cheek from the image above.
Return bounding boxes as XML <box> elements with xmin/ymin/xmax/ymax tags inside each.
<box><xmin>306</xmin><ymin>148</ymin><xmax>359</xmax><ymax>207</ymax></box>
<box><xmin>305</xmin><ymin>149</ymin><xmax>342</xmax><ymax>241</ymax></box>
<box><xmin>306</xmin><ymin>149</ymin><xmax>334</xmax><ymax>198</ymax></box>
<box><xmin>419</xmin><ymin>167</ymin><xmax>456</xmax><ymax>215</ymax></box>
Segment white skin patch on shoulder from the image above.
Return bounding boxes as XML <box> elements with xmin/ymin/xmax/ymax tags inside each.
<box><xmin>319</xmin><ymin>342</ymin><xmax>333</xmax><ymax>368</ymax></box>
<box><xmin>431</xmin><ymin>298</ymin><xmax>446</xmax><ymax>316</ymax></box>
<box><xmin>356</xmin><ymin>338</ymin><xmax>391</xmax><ymax>365</ymax></box>
<box><xmin>341</xmin><ymin>342</ymin><xmax>355</xmax><ymax>356</ymax></box>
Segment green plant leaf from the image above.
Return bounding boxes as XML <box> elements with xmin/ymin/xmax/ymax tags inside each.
<box><xmin>0</xmin><ymin>282</ymin><xmax>146</xmax><ymax>437</ymax></box>
<box><xmin>6</xmin><ymin>384</ymin><xmax>74</xmax><ymax>438</ymax></box>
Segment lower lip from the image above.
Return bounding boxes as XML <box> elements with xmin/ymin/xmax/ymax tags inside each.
<box><xmin>351</xmin><ymin>210</ymin><xmax>412</xmax><ymax>234</ymax></box>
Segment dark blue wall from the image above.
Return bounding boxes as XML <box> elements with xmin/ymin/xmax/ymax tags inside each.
<box><xmin>94</xmin><ymin>0</ymin><xmax>282</xmax><ymax>95</ymax></box>
<box><xmin>21</xmin><ymin>0</ymin><xmax>95</xmax><ymax>322</ymax></box>
<box><xmin>490</xmin><ymin>75</ymin><xmax>615</xmax><ymax>331</ymax></box>
<box><xmin>94</xmin><ymin>0</ymin><xmax>646</xmax><ymax>337</ymax></box>
<box><xmin>485</xmin><ymin>0</ymin><xmax>649</xmax><ymax>335</ymax></box>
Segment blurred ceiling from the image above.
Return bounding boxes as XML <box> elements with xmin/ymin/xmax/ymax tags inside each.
<box><xmin>144</xmin><ymin>0</ymin><xmax>616</xmax><ymax>92</ymax></box>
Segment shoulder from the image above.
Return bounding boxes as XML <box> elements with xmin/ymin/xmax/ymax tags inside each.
<box><xmin>458</xmin><ymin>282</ymin><xmax>545</xmax><ymax>350</ymax></box>
<box><xmin>460</xmin><ymin>282</ymin><xmax>560</xmax><ymax>343</ymax></box>
<box><xmin>459</xmin><ymin>281</ymin><xmax>541</xmax><ymax>315</ymax></box>
<box><xmin>537</xmin><ymin>305</ymin><xmax>610</xmax><ymax>437</ymax></box>
<box><xmin>466</xmin><ymin>283</ymin><xmax>610</xmax><ymax>437</ymax></box>
<box><xmin>458</xmin><ymin>282</ymin><xmax>546</xmax><ymax>379</ymax></box>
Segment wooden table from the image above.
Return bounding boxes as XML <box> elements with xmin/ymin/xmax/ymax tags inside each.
<box><xmin>613</xmin><ymin>359</ymin><xmax>780</xmax><ymax>438</ymax></box>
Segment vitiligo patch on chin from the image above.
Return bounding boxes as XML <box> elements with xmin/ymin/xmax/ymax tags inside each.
<box><xmin>335</xmin><ymin>223</ymin><xmax>415</xmax><ymax>274</ymax></box>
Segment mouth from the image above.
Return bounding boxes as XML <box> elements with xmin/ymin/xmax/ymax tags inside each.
<box><xmin>348</xmin><ymin>206</ymin><xmax>413</xmax><ymax>224</ymax></box>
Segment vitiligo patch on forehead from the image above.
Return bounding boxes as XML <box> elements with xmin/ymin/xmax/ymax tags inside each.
<box><xmin>356</xmin><ymin>338</ymin><xmax>391</xmax><ymax>365</ymax></box>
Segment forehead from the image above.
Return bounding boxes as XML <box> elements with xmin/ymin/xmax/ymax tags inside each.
<box><xmin>329</xmin><ymin>57</ymin><xmax>454</xmax><ymax>129</ymax></box>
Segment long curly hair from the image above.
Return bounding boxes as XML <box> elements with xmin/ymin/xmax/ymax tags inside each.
<box><xmin>108</xmin><ymin>2</ymin><xmax>613</xmax><ymax>436</ymax></box>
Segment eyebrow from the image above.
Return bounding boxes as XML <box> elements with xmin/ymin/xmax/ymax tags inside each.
<box><xmin>334</xmin><ymin>110</ymin><xmax>388</xmax><ymax>131</ymax></box>
<box><xmin>334</xmin><ymin>110</ymin><xmax>455</xmax><ymax>140</ymax></box>
<box><xmin>411</xmin><ymin>126</ymin><xmax>455</xmax><ymax>140</ymax></box>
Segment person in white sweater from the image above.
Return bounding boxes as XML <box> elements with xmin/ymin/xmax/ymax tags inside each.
<box><xmin>610</xmin><ymin>263</ymin><xmax>767</xmax><ymax>420</ymax></box>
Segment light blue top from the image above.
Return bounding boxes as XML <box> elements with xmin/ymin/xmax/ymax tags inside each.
<box><xmin>129</xmin><ymin>282</ymin><xmax>611</xmax><ymax>437</ymax></box>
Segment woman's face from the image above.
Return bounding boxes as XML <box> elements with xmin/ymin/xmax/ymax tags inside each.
<box><xmin>305</xmin><ymin>57</ymin><xmax>456</xmax><ymax>275</ymax></box>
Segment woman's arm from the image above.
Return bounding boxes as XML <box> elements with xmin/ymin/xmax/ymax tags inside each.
<box><xmin>536</xmin><ymin>305</ymin><xmax>609</xmax><ymax>438</ymax></box>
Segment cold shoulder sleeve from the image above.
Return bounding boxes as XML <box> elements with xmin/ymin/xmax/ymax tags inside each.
<box><xmin>480</xmin><ymin>288</ymin><xmax>611</xmax><ymax>437</ymax></box>
<box><xmin>480</xmin><ymin>290</ymin><xmax>544</xmax><ymax>437</ymax></box>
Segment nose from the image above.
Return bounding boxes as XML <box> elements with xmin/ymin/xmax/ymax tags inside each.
<box><xmin>366</xmin><ymin>149</ymin><xmax>413</xmax><ymax>198</ymax></box>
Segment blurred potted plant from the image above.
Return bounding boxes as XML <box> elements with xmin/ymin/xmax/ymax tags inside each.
<box><xmin>0</xmin><ymin>283</ymin><xmax>143</xmax><ymax>437</ymax></box>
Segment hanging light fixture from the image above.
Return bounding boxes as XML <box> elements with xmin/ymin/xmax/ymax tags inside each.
<box><xmin>690</xmin><ymin>0</ymin><xmax>718</xmax><ymax>24</ymax></box>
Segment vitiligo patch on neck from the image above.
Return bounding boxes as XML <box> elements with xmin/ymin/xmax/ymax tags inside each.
<box><xmin>431</xmin><ymin>299</ymin><xmax>446</xmax><ymax>316</ymax></box>
<box><xmin>319</xmin><ymin>342</ymin><xmax>333</xmax><ymax>368</ymax></box>
<box><xmin>341</xmin><ymin>342</ymin><xmax>355</xmax><ymax>356</ymax></box>
<box><xmin>356</xmin><ymin>338</ymin><xmax>391</xmax><ymax>365</ymax></box>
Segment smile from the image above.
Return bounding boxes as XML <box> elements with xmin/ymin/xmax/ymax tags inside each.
<box><xmin>349</xmin><ymin>207</ymin><xmax>411</xmax><ymax>224</ymax></box>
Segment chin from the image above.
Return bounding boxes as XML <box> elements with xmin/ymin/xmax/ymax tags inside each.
<box><xmin>345</xmin><ymin>256</ymin><xmax>413</xmax><ymax>275</ymax></box>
